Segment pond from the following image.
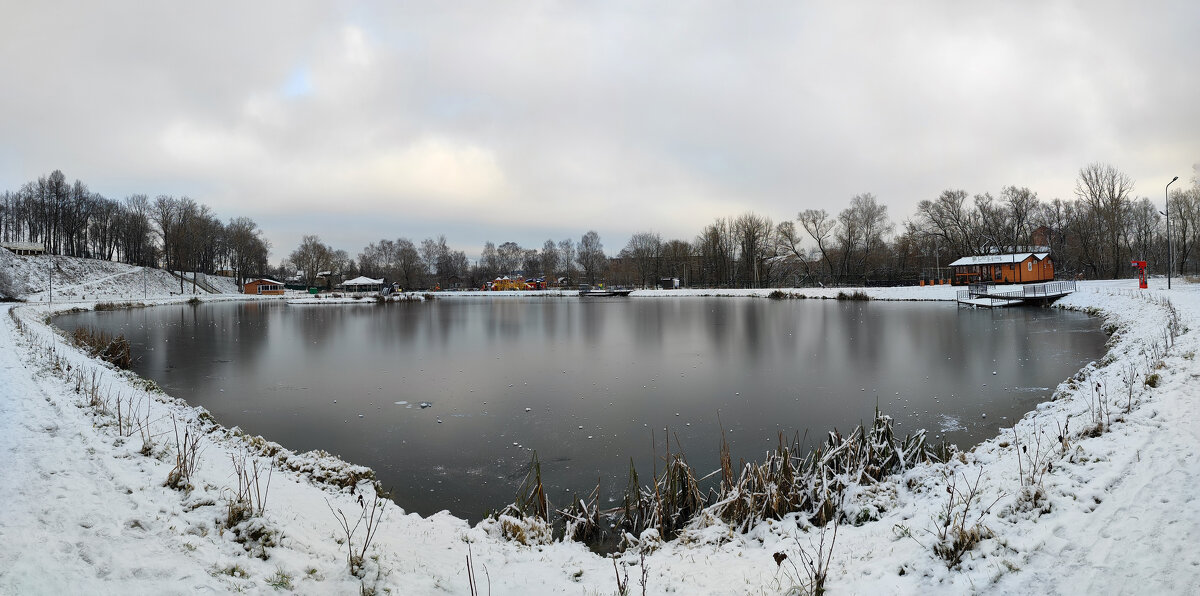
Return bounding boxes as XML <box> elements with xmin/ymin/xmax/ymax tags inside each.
<box><xmin>57</xmin><ymin>297</ymin><xmax>1105</xmax><ymax>521</ymax></box>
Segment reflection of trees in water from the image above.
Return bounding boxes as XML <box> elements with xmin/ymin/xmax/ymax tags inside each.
<box><xmin>62</xmin><ymin>299</ymin><xmax>1105</xmax><ymax>522</ymax></box>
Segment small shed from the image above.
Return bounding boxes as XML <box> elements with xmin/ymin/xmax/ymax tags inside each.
<box><xmin>1</xmin><ymin>242</ymin><xmax>45</xmax><ymax>256</ymax></box>
<box><xmin>341</xmin><ymin>276</ymin><xmax>384</xmax><ymax>293</ymax></box>
<box><xmin>948</xmin><ymin>252</ymin><xmax>1054</xmax><ymax>286</ymax></box>
<box><xmin>243</xmin><ymin>278</ymin><xmax>285</xmax><ymax>295</ymax></box>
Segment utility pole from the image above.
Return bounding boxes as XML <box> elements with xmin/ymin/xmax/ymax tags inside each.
<box><xmin>1166</xmin><ymin>176</ymin><xmax>1178</xmax><ymax>289</ymax></box>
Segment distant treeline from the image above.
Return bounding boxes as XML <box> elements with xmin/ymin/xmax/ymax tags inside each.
<box><xmin>5</xmin><ymin>164</ymin><xmax>1197</xmax><ymax>292</ymax></box>
<box><xmin>285</xmin><ymin>163</ymin><xmax>1200</xmax><ymax>290</ymax></box>
<box><xmin>0</xmin><ymin>170</ymin><xmax>270</xmax><ymax>287</ymax></box>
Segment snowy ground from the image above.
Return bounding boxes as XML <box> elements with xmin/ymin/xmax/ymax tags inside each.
<box><xmin>2</xmin><ymin>254</ymin><xmax>1198</xmax><ymax>594</ymax></box>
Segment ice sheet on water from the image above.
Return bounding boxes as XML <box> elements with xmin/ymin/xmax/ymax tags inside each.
<box><xmin>937</xmin><ymin>414</ymin><xmax>966</xmax><ymax>433</ymax></box>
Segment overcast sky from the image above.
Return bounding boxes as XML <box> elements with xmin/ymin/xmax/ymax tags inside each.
<box><xmin>2</xmin><ymin>1</ymin><xmax>1197</xmax><ymax>261</ymax></box>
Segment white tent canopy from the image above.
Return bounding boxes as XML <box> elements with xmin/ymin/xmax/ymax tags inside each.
<box><xmin>340</xmin><ymin>276</ymin><xmax>385</xmax><ymax>292</ymax></box>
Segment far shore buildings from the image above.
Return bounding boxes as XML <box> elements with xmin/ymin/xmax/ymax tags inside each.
<box><xmin>242</xmin><ymin>278</ymin><xmax>285</xmax><ymax>295</ymax></box>
<box><xmin>340</xmin><ymin>276</ymin><xmax>385</xmax><ymax>293</ymax></box>
<box><xmin>948</xmin><ymin>248</ymin><xmax>1055</xmax><ymax>286</ymax></box>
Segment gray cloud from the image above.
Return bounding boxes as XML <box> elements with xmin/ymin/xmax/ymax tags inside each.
<box><xmin>2</xmin><ymin>1</ymin><xmax>1196</xmax><ymax>259</ymax></box>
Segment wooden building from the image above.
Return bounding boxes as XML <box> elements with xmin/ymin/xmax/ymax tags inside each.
<box><xmin>243</xmin><ymin>278</ymin><xmax>285</xmax><ymax>295</ymax></box>
<box><xmin>948</xmin><ymin>252</ymin><xmax>1054</xmax><ymax>286</ymax></box>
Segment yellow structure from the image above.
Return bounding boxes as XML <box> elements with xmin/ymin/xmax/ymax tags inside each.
<box><xmin>491</xmin><ymin>276</ymin><xmax>530</xmax><ymax>291</ymax></box>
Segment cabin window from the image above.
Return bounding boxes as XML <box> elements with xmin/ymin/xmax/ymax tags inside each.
<box><xmin>1027</xmin><ymin>261</ymin><xmax>1033</xmax><ymax>272</ymax></box>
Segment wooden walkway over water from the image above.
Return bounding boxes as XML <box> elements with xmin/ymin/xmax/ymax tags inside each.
<box><xmin>956</xmin><ymin>280</ymin><xmax>1077</xmax><ymax>308</ymax></box>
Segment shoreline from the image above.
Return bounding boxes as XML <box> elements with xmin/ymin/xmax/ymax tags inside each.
<box><xmin>3</xmin><ymin>277</ymin><xmax>1197</xmax><ymax>593</ymax></box>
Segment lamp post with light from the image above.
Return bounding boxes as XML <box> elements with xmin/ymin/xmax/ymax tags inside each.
<box><xmin>1166</xmin><ymin>176</ymin><xmax>1178</xmax><ymax>289</ymax></box>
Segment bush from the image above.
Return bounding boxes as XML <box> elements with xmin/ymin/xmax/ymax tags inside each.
<box><xmin>0</xmin><ymin>265</ymin><xmax>18</xmax><ymax>300</ymax></box>
<box><xmin>1145</xmin><ymin>373</ymin><xmax>1161</xmax><ymax>388</ymax></box>
<box><xmin>835</xmin><ymin>291</ymin><xmax>871</xmax><ymax>301</ymax></box>
<box><xmin>71</xmin><ymin>327</ymin><xmax>132</xmax><ymax>369</ymax></box>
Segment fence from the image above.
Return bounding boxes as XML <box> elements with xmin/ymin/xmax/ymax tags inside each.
<box><xmin>958</xmin><ymin>280</ymin><xmax>1076</xmax><ymax>306</ymax></box>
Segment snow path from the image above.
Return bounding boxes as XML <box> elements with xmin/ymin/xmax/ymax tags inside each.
<box><xmin>995</xmin><ymin>333</ymin><xmax>1200</xmax><ymax>595</ymax></box>
<box><xmin>44</xmin><ymin>268</ymin><xmax>140</xmax><ymax>295</ymax></box>
<box><xmin>0</xmin><ymin>305</ymin><xmax>212</xmax><ymax>593</ymax></box>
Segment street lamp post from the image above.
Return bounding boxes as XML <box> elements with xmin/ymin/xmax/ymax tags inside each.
<box><xmin>1166</xmin><ymin>176</ymin><xmax>1179</xmax><ymax>289</ymax></box>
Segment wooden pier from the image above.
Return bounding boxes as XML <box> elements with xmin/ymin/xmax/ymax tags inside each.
<box><xmin>956</xmin><ymin>280</ymin><xmax>1077</xmax><ymax>308</ymax></box>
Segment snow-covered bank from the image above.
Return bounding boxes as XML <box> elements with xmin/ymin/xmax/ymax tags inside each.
<box><xmin>2</xmin><ymin>257</ymin><xmax>1198</xmax><ymax>594</ymax></box>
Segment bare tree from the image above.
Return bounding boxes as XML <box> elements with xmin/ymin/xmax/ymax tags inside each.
<box><xmin>775</xmin><ymin>220</ymin><xmax>816</xmax><ymax>283</ymax></box>
<box><xmin>1169</xmin><ymin>185</ymin><xmax>1199</xmax><ymax>275</ymax></box>
<box><xmin>225</xmin><ymin>217</ymin><xmax>270</xmax><ymax>287</ymax></box>
<box><xmin>289</xmin><ymin>235</ymin><xmax>334</xmax><ymax>289</ymax></box>
<box><xmin>539</xmin><ymin>240</ymin><xmax>560</xmax><ymax>282</ymax></box>
<box><xmin>576</xmin><ymin>230</ymin><xmax>606</xmax><ymax>285</ymax></box>
<box><xmin>915</xmin><ymin>190</ymin><xmax>975</xmax><ymax>259</ymax></box>
<box><xmin>1075</xmin><ymin>163</ymin><xmax>1135</xmax><ymax>278</ymax></box>
<box><xmin>660</xmin><ymin>239</ymin><xmax>694</xmax><ymax>286</ymax></box>
<box><xmin>393</xmin><ymin>239</ymin><xmax>425</xmax><ymax>289</ymax></box>
<box><xmin>1002</xmin><ymin>186</ymin><xmax>1039</xmax><ymax>249</ymax></box>
<box><xmin>619</xmin><ymin>231</ymin><xmax>663</xmax><ymax>288</ymax></box>
<box><xmin>478</xmin><ymin>241</ymin><xmax>500</xmax><ymax>281</ymax></box>
<box><xmin>733</xmin><ymin>213</ymin><xmax>773</xmax><ymax>287</ymax></box>
<box><xmin>497</xmin><ymin>241</ymin><xmax>523</xmax><ymax>274</ymax></box>
<box><xmin>556</xmin><ymin>238</ymin><xmax>576</xmax><ymax>283</ymax></box>
<box><xmin>835</xmin><ymin>194</ymin><xmax>892</xmax><ymax>279</ymax></box>
<box><xmin>798</xmin><ymin>209</ymin><xmax>836</xmax><ymax>279</ymax></box>
<box><xmin>1126</xmin><ymin>197</ymin><xmax>1160</xmax><ymax>263</ymax></box>
<box><xmin>696</xmin><ymin>218</ymin><xmax>735</xmax><ymax>287</ymax></box>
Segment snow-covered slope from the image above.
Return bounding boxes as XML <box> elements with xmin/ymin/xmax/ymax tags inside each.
<box><xmin>0</xmin><ymin>251</ymin><xmax>235</xmax><ymax>302</ymax></box>
<box><xmin>1</xmin><ymin>256</ymin><xmax>1197</xmax><ymax>594</ymax></box>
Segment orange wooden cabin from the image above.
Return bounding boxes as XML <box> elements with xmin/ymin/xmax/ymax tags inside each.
<box><xmin>948</xmin><ymin>252</ymin><xmax>1054</xmax><ymax>286</ymax></box>
<box><xmin>243</xmin><ymin>278</ymin><xmax>285</xmax><ymax>295</ymax></box>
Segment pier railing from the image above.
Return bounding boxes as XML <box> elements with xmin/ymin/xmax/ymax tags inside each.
<box><xmin>1021</xmin><ymin>280</ymin><xmax>1076</xmax><ymax>297</ymax></box>
<box><xmin>959</xmin><ymin>279</ymin><xmax>1076</xmax><ymax>306</ymax></box>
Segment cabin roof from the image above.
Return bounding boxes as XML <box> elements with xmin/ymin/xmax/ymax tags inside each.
<box><xmin>247</xmin><ymin>278</ymin><xmax>284</xmax><ymax>286</ymax></box>
<box><xmin>341</xmin><ymin>276</ymin><xmax>383</xmax><ymax>286</ymax></box>
<box><xmin>948</xmin><ymin>252</ymin><xmax>1050</xmax><ymax>267</ymax></box>
<box><xmin>1</xmin><ymin>241</ymin><xmax>45</xmax><ymax>251</ymax></box>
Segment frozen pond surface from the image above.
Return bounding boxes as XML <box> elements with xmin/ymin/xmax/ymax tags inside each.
<box><xmin>57</xmin><ymin>297</ymin><xmax>1105</xmax><ymax>520</ymax></box>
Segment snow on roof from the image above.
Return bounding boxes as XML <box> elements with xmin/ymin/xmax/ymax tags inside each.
<box><xmin>341</xmin><ymin>276</ymin><xmax>384</xmax><ymax>286</ymax></box>
<box><xmin>948</xmin><ymin>252</ymin><xmax>1049</xmax><ymax>267</ymax></box>
<box><xmin>248</xmin><ymin>278</ymin><xmax>284</xmax><ymax>285</ymax></box>
<box><xmin>1</xmin><ymin>242</ymin><xmax>44</xmax><ymax>251</ymax></box>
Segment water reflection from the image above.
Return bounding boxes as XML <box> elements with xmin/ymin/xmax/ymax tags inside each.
<box><xmin>56</xmin><ymin>298</ymin><xmax>1104</xmax><ymax>522</ymax></box>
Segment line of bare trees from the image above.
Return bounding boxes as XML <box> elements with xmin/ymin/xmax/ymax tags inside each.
<box><xmin>279</xmin><ymin>163</ymin><xmax>1199</xmax><ymax>291</ymax></box>
<box><xmin>0</xmin><ymin>170</ymin><xmax>271</xmax><ymax>288</ymax></box>
<box><xmin>18</xmin><ymin>162</ymin><xmax>1187</xmax><ymax>292</ymax></box>
<box><xmin>280</xmin><ymin>233</ymin><xmax>600</xmax><ymax>290</ymax></box>
<box><xmin>607</xmin><ymin>164</ymin><xmax>1198</xmax><ymax>288</ymax></box>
